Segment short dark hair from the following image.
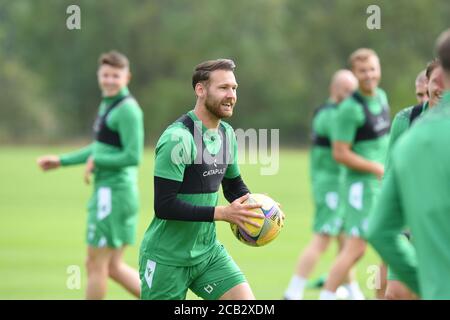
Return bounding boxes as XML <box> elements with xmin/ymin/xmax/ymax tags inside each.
<box><xmin>192</xmin><ymin>59</ymin><xmax>236</xmax><ymax>89</ymax></box>
<box><xmin>98</xmin><ymin>50</ymin><xmax>129</xmax><ymax>69</ymax></box>
<box><xmin>425</xmin><ymin>58</ymin><xmax>441</xmax><ymax>80</ymax></box>
<box><xmin>436</xmin><ymin>29</ymin><xmax>450</xmax><ymax>72</ymax></box>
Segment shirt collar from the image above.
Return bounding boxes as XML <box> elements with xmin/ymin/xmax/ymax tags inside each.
<box><xmin>187</xmin><ymin>110</ymin><xmax>221</xmax><ymax>135</ymax></box>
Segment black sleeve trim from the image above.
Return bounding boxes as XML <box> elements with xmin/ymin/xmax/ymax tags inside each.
<box><xmin>221</xmin><ymin>175</ymin><xmax>250</xmax><ymax>203</ymax></box>
<box><xmin>154</xmin><ymin>176</ymin><xmax>215</xmax><ymax>222</ymax></box>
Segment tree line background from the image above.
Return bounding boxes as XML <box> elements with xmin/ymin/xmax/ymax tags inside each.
<box><xmin>1</xmin><ymin>0</ymin><xmax>449</xmax><ymax>146</ymax></box>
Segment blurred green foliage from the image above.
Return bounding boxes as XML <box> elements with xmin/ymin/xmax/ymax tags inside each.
<box><xmin>1</xmin><ymin>0</ymin><xmax>449</xmax><ymax>145</ymax></box>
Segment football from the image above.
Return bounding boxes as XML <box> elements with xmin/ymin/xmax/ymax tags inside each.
<box><xmin>230</xmin><ymin>193</ymin><xmax>284</xmax><ymax>247</ymax></box>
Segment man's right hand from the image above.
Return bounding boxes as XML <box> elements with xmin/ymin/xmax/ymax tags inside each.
<box><xmin>214</xmin><ymin>193</ymin><xmax>264</xmax><ymax>235</ymax></box>
<box><xmin>37</xmin><ymin>155</ymin><xmax>61</xmax><ymax>171</ymax></box>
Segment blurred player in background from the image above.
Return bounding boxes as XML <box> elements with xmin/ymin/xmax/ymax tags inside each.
<box><xmin>376</xmin><ymin>66</ymin><xmax>433</xmax><ymax>299</ymax></box>
<box><xmin>382</xmin><ymin>59</ymin><xmax>442</xmax><ymax>300</ymax></box>
<box><xmin>415</xmin><ymin>70</ymin><xmax>429</xmax><ymax>104</ymax></box>
<box><xmin>37</xmin><ymin>51</ymin><xmax>144</xmax><ymax>299</ymax></box>
<box><xmin>284</xmin><ymin>70</ymin><xmax>364</xmax><ymax>300</ymax></box>
<box><xmin>368</xmin><ymin>29</ymin><xmax>450</xmax><ymax>300</ymax></box>
<box><xmin>320</xmin><ymin>48</ymin><xmax>391</xmax><ymax>300</ymax></box>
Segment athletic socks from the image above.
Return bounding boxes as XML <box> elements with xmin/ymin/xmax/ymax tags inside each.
<box><xmin>284</xmin><ymin>275</ymin><xmax>307</xmax><ymax>300</ymax></box>
<box><xmin>286</xmin><ymin>277</ymin><xmax>364</xmax><ymax>300</ymax></box>
<box><xmin>336</xmin><ymin>285</ymin><xmax>350</xmax><ymax>299</ymax></box>
<box><xmin>344</xmin><ymin>281</ymin><xmax>365</xmax><ymax>300</ymax></box>
<box><xmin>319</xmin><ymin>289</ymin><xmax>337</xmax><ymax>300</ymax></box>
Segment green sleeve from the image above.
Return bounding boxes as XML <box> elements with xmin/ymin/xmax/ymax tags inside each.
<box><xmin>154</xmin><ymin>125</ymin><xmax>194</xmax><ymax>182</ymax></box>
<box><xmin>384</xmin><ymin>109</ymin><xmax>411</xmax><ymax>174</ymax></box>
<box><xmin>224</xmin><ymin>126</ymin><xmax>240</xmax><ymax>179</ymax></box>
<box><xmin>378</xmin><ymin>88</ymin><xmax>389</xmax><ymax>107</ymax></box>
<box><xmin>59</xmin><ymin>143</ymin><xmax>93</xmax><ymax>166</ymax></box>
<box><xmin>332</xmin><ymin>98</ymin><xmax>364</xmax><ymax>143</ymax></box>
<box><xmin>366</xmin><ymin>162</ymin><xmax>420</xmax><ymax>295</ymax></box>
<box><xmin>94</xmin><ymin>102</ymin><xmax>144</xmax><ymax>169</ymax></box>
<box><xmin>324</xmin><ymin>108</ymin><xmax>337</xmax><ymax>138</ymax></box>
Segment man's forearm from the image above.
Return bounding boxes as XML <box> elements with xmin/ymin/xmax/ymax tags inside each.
<box><xmin>59</xmin><ymin>143</ymin><xmax>93</xmax><ymax>166</ymax></box>
<box><xmin>340</xmin><ymin>152</ymin><xmax>377</xmax><ymax>172</ymax></box>
<box><xmin>222</xmin><ymin>175</ymin><xmax>250</xmax><ymax>203</ymax></box>
<box><xmin>154</xmin><ymin>176</ymin><xmax>215</xmax><ymax>222</ymax></box>
<box><xmin>334</xmin><ymin>148</ymin><xmax>382</xmax><ymax>177</ymax></box>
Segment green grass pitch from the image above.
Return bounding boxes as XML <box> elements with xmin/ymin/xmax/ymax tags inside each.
<box><xmin>0</xmin><ymin>146</ymin><xmax>381</xmax><ymax>299</ymax></box>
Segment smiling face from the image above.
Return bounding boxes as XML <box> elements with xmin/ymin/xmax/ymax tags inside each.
<box><xmin>352</xmin><ymin>55</ymin><xmax>381</xmax><ymax>96</ymax></box>
<box><xmin>97</xmin><ymin>64</ymin><xmax>130</xmax><ymax>97</ymax></box>
<box><xmin>198</xmin><ymin>69</ymin><xmax>238</xmax><ymax>119</ymax></box>
<box><xmin>427</xmin><ymin>65</ymin><xmax>444</xmax><ymax>108</ymax></box>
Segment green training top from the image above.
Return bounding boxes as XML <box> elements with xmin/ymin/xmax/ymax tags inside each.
<box><xmin>384</xmin><ymin>101</ymin><xmax>429</xmax><ymax>175</ymax></box>
<box><xmin>332</xmin><ymin>88</ymin><xmax>390</xmax><ymax>181</ymax></box>
<box><xmin>59</xmin><ymin>87</ymin><xmax>144</xmax><ymax>188</ymax></box>
<box><xmin>140</xmin><ymin>110</ymin><xmax>240</xmax><ymax>266</ymax></box>
<box><xmin>310</xmin><ymin>100</ymin><xmax>341</xmax><ymax>185</ymax></box>
<box><xmin>367</xmin><ymin>91</ymin><xmax>450</xmax><ymax>299</ymax></box>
